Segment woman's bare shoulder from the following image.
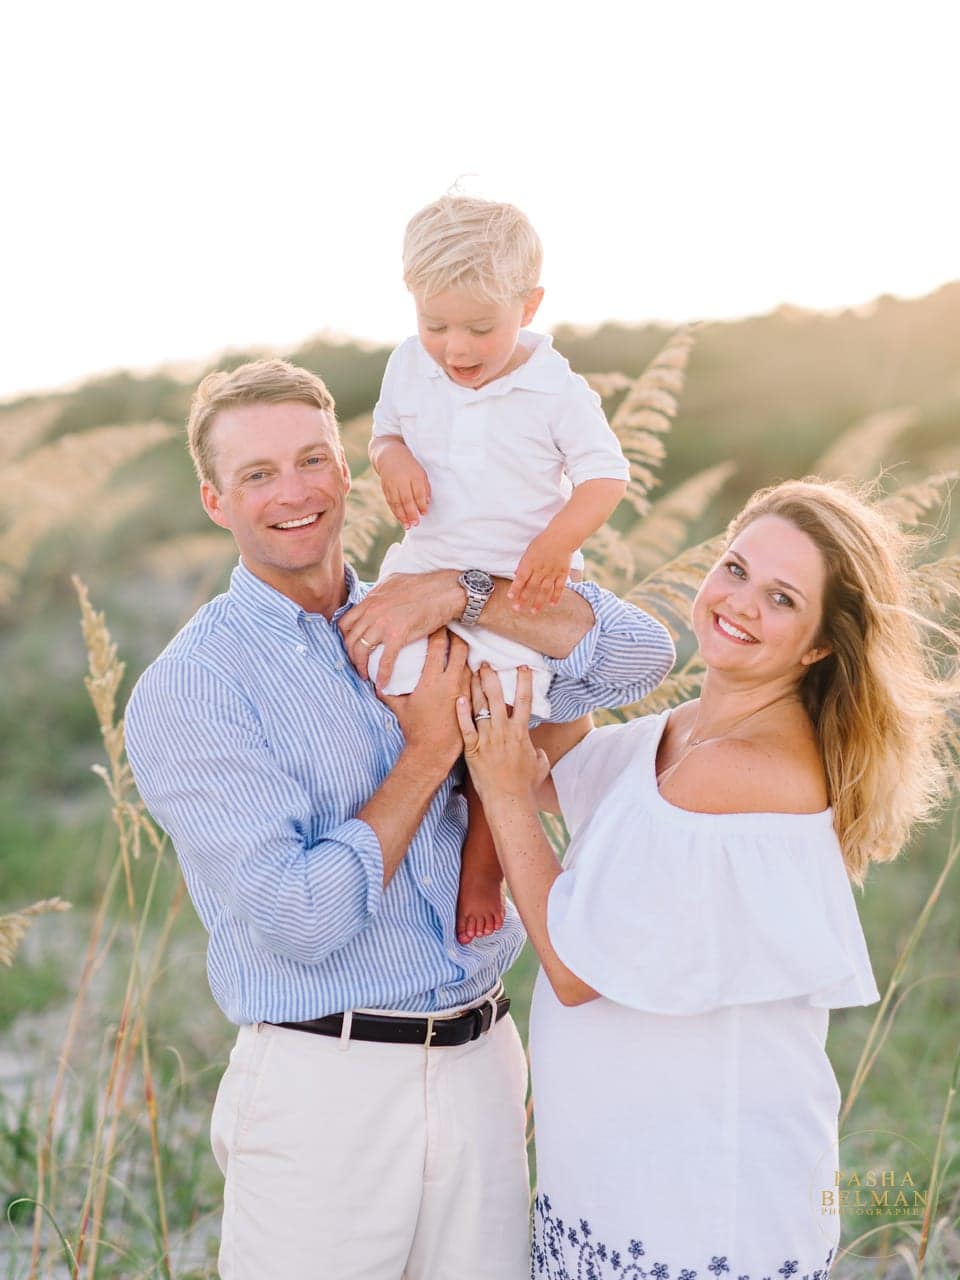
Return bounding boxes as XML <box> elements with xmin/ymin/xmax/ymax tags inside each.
<box><xmin>660</xmin><ymin>725</ymin><xmax>828</xmax><ymax>816</ymax></box>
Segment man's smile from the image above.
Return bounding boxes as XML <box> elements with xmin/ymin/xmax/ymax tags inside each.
<box><xmin>272</xmin><ymin>512</ymin><xmax>322</xmax><ymax>530</ymax></box>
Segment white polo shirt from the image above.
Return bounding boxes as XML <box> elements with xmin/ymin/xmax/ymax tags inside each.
<box><xmin>371</xmin><ymin>331</ymin><xmax>630</xmax><ymax>578</ymax></box>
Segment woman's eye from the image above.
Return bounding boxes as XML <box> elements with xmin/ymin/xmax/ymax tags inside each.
<box><xmin>726</xmin><ymin>561</ymin><xmax>745</xmax><ymax>578</ymax></box>
<box><xmin>772</xmin><ymin>592</ymin><xmax>794</xmax><ymax>608</ymax></box>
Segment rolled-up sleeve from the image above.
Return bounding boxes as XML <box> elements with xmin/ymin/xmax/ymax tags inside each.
<box><xmin>545</xmin><ymin>580</ymin><xmax>675</xmax><ymax>720</ymax></box>
<box><xmin>124</xmin><ymin>660</ymin><xmax>385</xmax><ymax>966</ymax></box>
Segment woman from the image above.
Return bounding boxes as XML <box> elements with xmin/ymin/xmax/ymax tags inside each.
<box><xmin>457</xmin><ymin>479</ymin><xmax>954</xmax><ymax>1279</ymax></box>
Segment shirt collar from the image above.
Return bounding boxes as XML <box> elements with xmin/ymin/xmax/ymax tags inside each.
<box><xmin>228</xmin><ymin>558</ymin><xmax>364</xmax><ymax>635</ymax></box>
<box><xmin>417</xmin><ymin>331</ymin><xmax>566</xmax><ymax>398</ymax></box>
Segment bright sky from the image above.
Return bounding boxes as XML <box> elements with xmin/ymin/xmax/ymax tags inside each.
<box><xmin>3</xmin><ymin>0</ymin><xmax>959</xmax><ymax>401</ymax></box>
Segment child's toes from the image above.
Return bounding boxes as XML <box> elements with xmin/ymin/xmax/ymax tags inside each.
<box><xmin>458</xmin><ymin>915</ymin><xmax>477</xmax><ymax>944</ymax></box>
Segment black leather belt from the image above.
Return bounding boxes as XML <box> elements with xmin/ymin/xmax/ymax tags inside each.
<box><xmin>269</xmin><ymin>992</ymin><xmax>510</xmax><ymax>1047</ymax></box>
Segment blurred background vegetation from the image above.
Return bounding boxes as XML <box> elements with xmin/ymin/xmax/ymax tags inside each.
<box><xmin>1</xmin><ymin>285</ymin><xmax>959</xmax><ymax>1276</ymax></box>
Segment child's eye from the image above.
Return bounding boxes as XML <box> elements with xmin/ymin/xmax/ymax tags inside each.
<box><xmin>425</xmin><ymin>324</ymin><xmax>446</xmax><ymax>333</ymax></box>
<box><xmin>470</xmin><ymin>328</ymin><xmax>493</xmax><ymax>336</ymax></box>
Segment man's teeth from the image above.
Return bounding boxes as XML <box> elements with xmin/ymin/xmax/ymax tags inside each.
<box><xmin>717</xmin><ymin>615</ymin><xmax>756</xmax><ymax>642</ymax></box>
<box><xmin>275</xmin><ymin>514</ymin><xmax>319</xmax><ymax>529</ymax></box>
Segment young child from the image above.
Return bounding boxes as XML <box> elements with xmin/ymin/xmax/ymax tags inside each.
<box><xmin>368</xmin><ymin>194</ymin><xmax>629</xmax><ymax>943</ymax></box>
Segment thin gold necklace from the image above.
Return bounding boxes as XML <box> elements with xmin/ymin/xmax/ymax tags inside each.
<box><xmin>657</xmin><ymin>691</ymin><xmax>800</xmax><ymax>786</ymax></box>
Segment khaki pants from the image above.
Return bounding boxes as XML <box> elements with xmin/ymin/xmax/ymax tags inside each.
<box><xmin>210</xmin><ymin>1006</ymin><xmax>530</xmax><ymax>1279</ymax></box>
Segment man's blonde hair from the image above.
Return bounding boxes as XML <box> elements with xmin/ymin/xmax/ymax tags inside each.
<box><xmin>402</xmin><ymin>195</ymin><xmax>543</xmax><ymax>305</ymax></box>
<box><xmin>187</xmin><ymin>359</ymin><xmax>338</xmax><ymax>488</ymax></box>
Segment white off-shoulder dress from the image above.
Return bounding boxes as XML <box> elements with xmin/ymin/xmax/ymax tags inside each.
<box><xmin>530</xmin><ymin>709</ymin><xmax>880</xmax><ymax>1280</ymax></box>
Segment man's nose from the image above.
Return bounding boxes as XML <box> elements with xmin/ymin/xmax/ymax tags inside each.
<box><xmin>275</xmin><ymin>467</ymin><xmax>311</xmax><ymax>503</ymax></box>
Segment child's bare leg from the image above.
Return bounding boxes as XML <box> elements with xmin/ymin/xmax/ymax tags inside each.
<box><xmin>457</xmin><ymin>776</ymin><xmax>506</xmax><ymax>944</ymax></box>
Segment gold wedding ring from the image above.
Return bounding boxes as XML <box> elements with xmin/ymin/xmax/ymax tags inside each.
<box><xmin>358</xmin><ymin>636</ymin><xmax>374</xmax><ymax>648</ymax></box>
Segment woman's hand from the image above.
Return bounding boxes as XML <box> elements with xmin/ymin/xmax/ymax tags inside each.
<box><xmin>456</xmin><ymin>665</ymin><xmax>550</xmax><ymax>806</ymax></box>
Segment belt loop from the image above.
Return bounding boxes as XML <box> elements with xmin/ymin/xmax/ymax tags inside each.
<box><xmin>487</xmin><ymin>994</ymin><xmax>499</xmax><ymax>1030</ymax></box>
<box><xmin>338</xmin><ymin>1010</ymin><xmax>354</xmax><ymax>1052</ymax></box>
<box><xmin>423</xmin><ymin>1014</ymin><xmax>435</xmax><ymax>1049</ymax></box>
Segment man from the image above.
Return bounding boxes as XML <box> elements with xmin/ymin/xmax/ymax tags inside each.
<box><xmin>124</xmin><ymin>358</ymin><xmax>674</xmax><ymax>1279</ymax></box>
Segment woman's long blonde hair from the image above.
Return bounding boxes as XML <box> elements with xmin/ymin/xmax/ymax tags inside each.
<box><xmin>727</xmin><ymin>478</ymin><xmax>957</xmax><ymax>883</ymax></box>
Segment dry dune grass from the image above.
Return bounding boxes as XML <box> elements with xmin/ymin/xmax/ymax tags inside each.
<box><xmin>5</xmin><ymin>328</ymin><xmax>960</xmax><ymax>1277</ymax></box>
<box><xmin>0</xmin><ymin>399</ymin><xmax>63</xmax><ymax>465</ymax></box>
<box><xmin>0</xmin><ymin>897</ymin><xmax>71</xmax><ymax>968</ymax></box>
<box><xmin>0</xmin><ymin>422</ymin><xmax>175</xmax><ymax>604</ymax></box>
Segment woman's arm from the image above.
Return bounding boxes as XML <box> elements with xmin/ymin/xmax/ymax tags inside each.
<box><xmin>457</xmin><ymin>667</ymin><xmax>599</xmax><ymax>1007</ymax></box>
<box><xmin>528</xmin><ymin>715</ymin><xmax>593</xmax><ymax>814</ymax></box>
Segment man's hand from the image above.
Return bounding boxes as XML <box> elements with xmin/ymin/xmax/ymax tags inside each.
<box><xmin>340</xmin><ymin>571</ymin><xmax>464</xmax><ymax>688</ymax></box>
<box><xmin>376</xmin><ymin>440</ymin><xmax>431</xmax><ymax>529</ymax></box>
<box><xmin>507</xmin><ymin>531</ymin><xmax>576</xmax><ymax>614</ymax></box>
<box><xmin>381</xmin><ymin>631</ymin><xmax>470</xmax><ymax>774</ymax></box>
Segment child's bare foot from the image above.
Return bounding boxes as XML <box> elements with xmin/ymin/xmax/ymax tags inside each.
<box><xmin>456</xmin><ymin>866</ymin><xmax>506</xmax><ymax>944</ymax></box>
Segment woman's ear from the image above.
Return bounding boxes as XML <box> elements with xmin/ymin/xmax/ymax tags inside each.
<box><xmin>800</xmin><ymin>644</ymin><xmax>832</xmax><ymax>667</ymax></box>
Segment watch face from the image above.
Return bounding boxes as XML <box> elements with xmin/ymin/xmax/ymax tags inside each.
<box><xmin>462</xmin><ymin>569</ymin><xmax>494</xmax><ymax>594</ymax></box>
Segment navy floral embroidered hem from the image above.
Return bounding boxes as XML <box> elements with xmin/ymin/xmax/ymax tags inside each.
<box><xmin>531</xmin><ymin>1194</ymin><xmax>835</xmax><ymax>1280</ymax></box>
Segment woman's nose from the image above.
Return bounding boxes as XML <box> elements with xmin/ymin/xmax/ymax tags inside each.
<box><xmin>726</xmin><ymin>583</ymin><xmax>760</xmax><ymax>617</ymax></box>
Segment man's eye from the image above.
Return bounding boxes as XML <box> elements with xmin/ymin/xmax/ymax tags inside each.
<box><xmin>246</xmin><ymin>471</ymin><xmax>267</xmax><ymax>482</ymax></box>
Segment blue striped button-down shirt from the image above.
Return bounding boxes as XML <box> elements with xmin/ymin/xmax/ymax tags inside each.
<box><xmin>124</xmin><ymin>561</ymin><xmax>675</xmax><ymax>1024</ymax></box>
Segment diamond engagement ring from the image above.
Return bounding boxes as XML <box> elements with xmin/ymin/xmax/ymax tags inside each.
<box><xmin>474</xmin><ymin>709</ymin><xmax>492</xmax><ymax>721</ymax></box>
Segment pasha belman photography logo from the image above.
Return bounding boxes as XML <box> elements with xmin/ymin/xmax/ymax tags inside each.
<box><xmin>810</xmin><ymin>1129</ymin><xmax>933</xmax><ymax>1260</ymax></box>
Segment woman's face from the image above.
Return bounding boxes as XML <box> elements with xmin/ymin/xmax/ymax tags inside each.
<box><xmin>692</xmin><ymin>515</ymin><xmax>831</xmax><ymax>682</ymax></box>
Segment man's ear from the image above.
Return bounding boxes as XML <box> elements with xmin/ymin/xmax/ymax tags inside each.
<box><xmin>200</xmin><ymin>480</ymin><xmax>231</xmax><ymax>531</ymax></box>
<box><xmin>521</xmin><ymin>286</ymin><xmax>544</xmax><ymax>327</ymax></box>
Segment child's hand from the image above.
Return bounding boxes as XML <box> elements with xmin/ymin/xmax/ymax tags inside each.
<box><xmin>507</xmin><ymin>532</ymin><xmax>574</xmax><ymax>613</ymax></box>
<box><xmin>378</xmin><ymin>443</ymin><xmax>431</xmax><ymax>529</ymax></box>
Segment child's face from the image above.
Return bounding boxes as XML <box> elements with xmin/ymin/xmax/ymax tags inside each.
<box><xmin>414</xmin><ymin>285</ymin><xmax>543</xmax><ymax>388</ymax></box>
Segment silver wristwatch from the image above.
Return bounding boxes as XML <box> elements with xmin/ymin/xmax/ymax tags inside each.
<box><xmin>457</xmin><ymin>569</ymin><xmax>495</xmax><ymax>626</ymax></box>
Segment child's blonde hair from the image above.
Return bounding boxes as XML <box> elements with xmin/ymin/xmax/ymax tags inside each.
<box><xmin>402</xmin><ymin>194</ymin><xmax>543</xmax><ymax>305</ymax></box>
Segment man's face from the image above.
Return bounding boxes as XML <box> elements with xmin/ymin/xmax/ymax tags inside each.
<box><xmin>200</xmin><ymin>400</ymin><xmax>351</xmax><ymax>595</ymax></box>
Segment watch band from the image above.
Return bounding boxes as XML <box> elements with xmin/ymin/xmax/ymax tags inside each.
<box><xmin>458</xmin><ymin>570</ymin><xmax>495</xmax><ymax>626</ymax></box>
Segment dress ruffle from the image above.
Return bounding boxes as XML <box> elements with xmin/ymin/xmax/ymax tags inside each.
<box><xmin>547</xmin><ymin>713</ymin><xmax>879</xmax><ymax>1015</ymax></box>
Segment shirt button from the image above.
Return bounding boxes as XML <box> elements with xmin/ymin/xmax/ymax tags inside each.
<box><xmin>295</xmin><ymin>644</ymin><xmax>306</xmax><ymax>655</ymax></box>
<box><xmin>421</xmin><ymin>875</ymin><xmax>432</xmax><ymax>888</ymax></box>
<box><xmin>334</xmin><ymin>660</ymin><xmax>344</xmax><ymax>671</ymax></box>
<box><xmin>447</xmin><ymin>948</ymin><xmax>458</xmax><ymax>960</ymax></box>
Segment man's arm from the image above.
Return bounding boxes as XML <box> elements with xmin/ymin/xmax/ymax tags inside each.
<box><xmin>339</xmin><ymin>572</ymin><xmax>675</xmax><ymax>716</ymax></box>
<box><xmin>340</xmin><ymin>571</ymin><xmax>595</xmax><ymax>686</ymax></box>
<box><xmin>124</xmin><ymin>634</ymin><xmax>468</xmax><ymax>968</ymax></box>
